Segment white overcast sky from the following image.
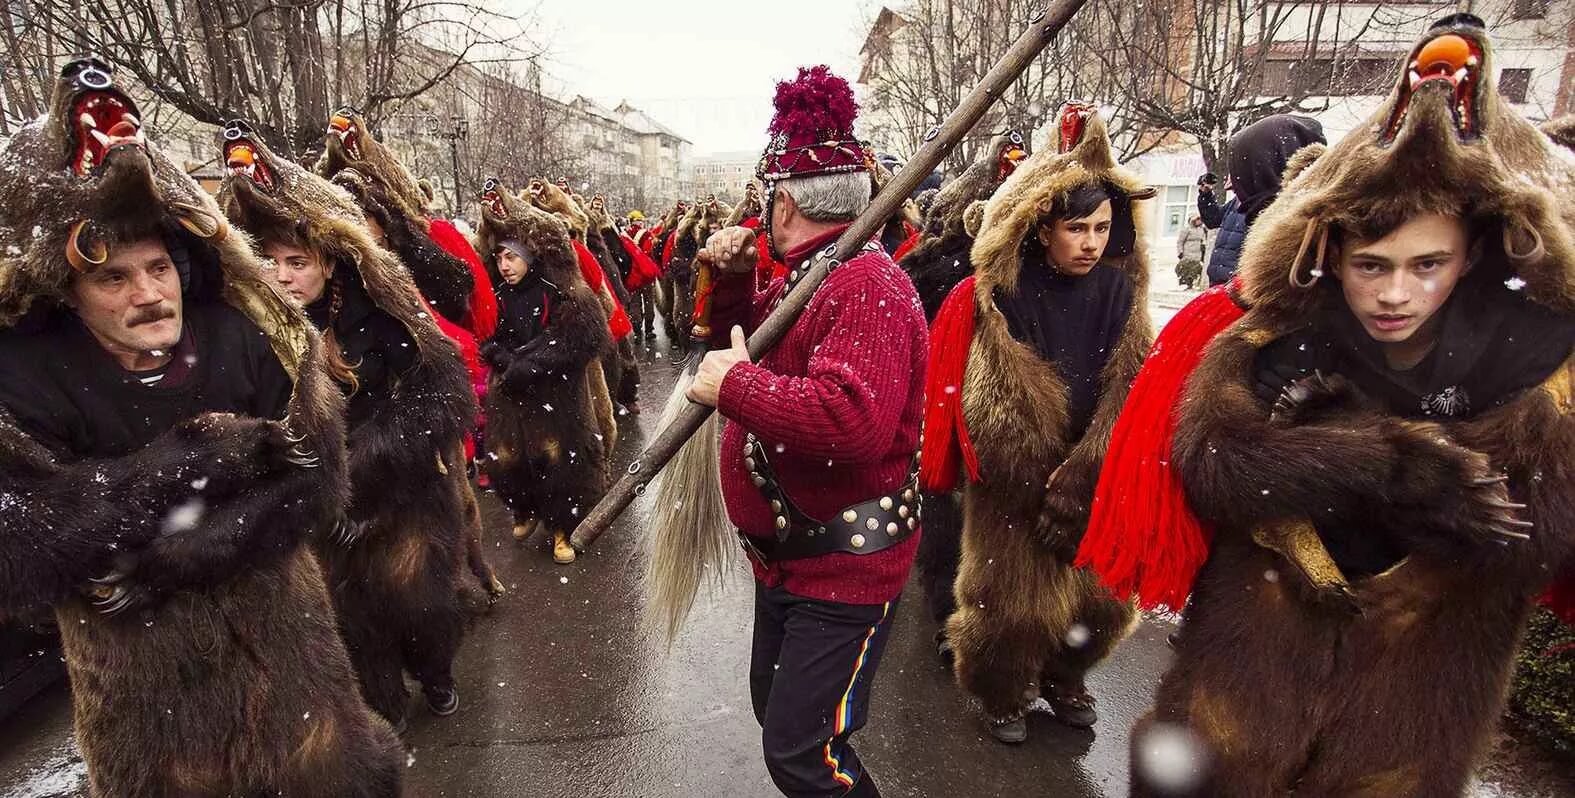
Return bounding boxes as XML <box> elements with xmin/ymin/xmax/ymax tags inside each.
<box><xmin>519</xmin><ymin>0</ymin><xmax>878</xmax><ymax>155</ymax></box>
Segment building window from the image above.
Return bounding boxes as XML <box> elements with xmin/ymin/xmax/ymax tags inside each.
<box><xmin>1260</xmin><ymin>57</ymin><xmax>1395</xmax><ymax>97</ymax></box>
<box><xmin>1161</xmin><ymin>184</ymin><xmax>1193</xmax><ymax>238</ymax></box>
<box><xmin>1510</xmin><ymin>0</ymin><xmax>1548</xmax><ymax>19</ymax></box>
<box><xmin>1500</xmin><ymin>69</ymin><xmax>1532</xmax><ymax>104</ymax></box>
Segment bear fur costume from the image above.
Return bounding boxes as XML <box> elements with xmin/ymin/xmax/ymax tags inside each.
<box><xmin>930</xmin><ymin>108</ymin><xmax>1154</xmax><ymax>725</ymax></box>
<box><xmin>219</xmin><ymin>127</ymin><xmax>483</xmax><ymax>727</ymax></box>
<box><xmin>475</xmin><ymin>180</ymin><xmax>613</xmax><ymax>542</ymax></box>
<box><xmin>0</xmin><ymin>62</ymin><xmax>401</xmax><ymax>796</ymax></box>
<box><xmin>1139</xmin><ymin>15</ymin><xmax>1575</xmax><ymax>796</ymax></box>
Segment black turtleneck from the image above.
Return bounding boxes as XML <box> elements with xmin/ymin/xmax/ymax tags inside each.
<box><xmin>305</xmin><ymin>271</ymin><xmax>417</xmax><ymax>427</ymax></box>
<box><xmin>994</xmin><ymin>251</ymin><xmax>1134</xmax><ymax>441</ymax></box>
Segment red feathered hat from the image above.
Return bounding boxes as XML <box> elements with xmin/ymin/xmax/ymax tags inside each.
<box><xmin>757</xmin><ymin>65</ymin><xmax>871</xmax><ymax>182</ymax></box>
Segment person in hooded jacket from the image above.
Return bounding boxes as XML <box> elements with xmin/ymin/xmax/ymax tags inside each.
<box><xmin>1199</xmin><ymin>115</ymin><xmax>1325</xmax><ymax>286</ymax></box>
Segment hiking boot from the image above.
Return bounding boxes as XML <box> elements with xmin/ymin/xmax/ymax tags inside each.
<box><xmin>553</xmin><ymin>532</ymin><xmax>577</xmax><ymax>565</ymax></box>
<box><xmin>425</xmin><ymin>685</ymin><xmax>459</xmax><ymax>717</ymax></box>
<box><xmin>989</xmin><ymin>714</ymin><xmax>1028</xmax><ymax>744</ymax></box>
<box><xmin>1047</xmin><ymin>682</ymin><xmax>1098</xmax><ymax>728</ymax></box>
<box><xmin>511</xmin><ymin>519</ymin><xmax>537</xmax><ymax>542</ymax></box>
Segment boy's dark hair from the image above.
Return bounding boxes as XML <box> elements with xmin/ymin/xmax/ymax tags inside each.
<box><xmin>1046</xmin><ymin>182</ymin><xmax>1112</xmax><ymax>223</ymax></box>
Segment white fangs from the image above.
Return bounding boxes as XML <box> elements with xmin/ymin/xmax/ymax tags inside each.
<box><xmin>90</xmin><ymin>129</ymin><xmax>110</xmax><ymax>147</ymax></box>
<box><xmin>79</xmin><ymin>113</ymin><xmax>97</xmax><ymax>129</ymax></box>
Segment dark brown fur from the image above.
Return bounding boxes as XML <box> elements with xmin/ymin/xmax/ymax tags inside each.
<box><xmin>1140</xmin><ymin>20</ymin><xmax>1575</xmax><ymax>796</ymax></box>
<box><xmin>220</xmin><ymin>135</ymin><xmax>479</xmax><ymax>728</ymax></box>
<box><xmin>0</xmin><ymin>71</ymin><xmax>400</xmax><ymax>796</ymax></box>
<box><xmin>476</xmin><ymin>182</ymin><xmax>612</xmax><ymax>538</ymax></box>
<box><xmin>902</xmin><ymin>132</ymin><xmax>1022</xmax><ymax>319</ymax></box>
<box><xmin>946</xmin><ymin>113</ymin><xmax>1151</xmax><ymax>721</ymax></box>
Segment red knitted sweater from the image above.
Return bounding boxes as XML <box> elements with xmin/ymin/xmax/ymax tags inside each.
<box><xmin>711</xmin><ymin>226</ymin><xmax>929</xmax><ymax>604</ymax></box>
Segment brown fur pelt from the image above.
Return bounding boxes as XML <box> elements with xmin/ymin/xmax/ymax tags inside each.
<box><xmin>314</xmin><ymin>108</ymin><xmax>430</xmax><ymax>225</ymax></box>
<box><xmin>330</xmin><ymin>167</ymin><xmax>474</xmax><ymax>325</ymax></box>
<box><xmin>724</xmin><ymin>184</ymin><xmax>763</xmax><ymax>227</ymax></box>
<box><xmin>1139</xmin><ymin>18</ymin><xmax>1575</xmax><ymax>796</ymax></box>
<box><xmin>527</xmin><ymin>179</ymin><xmax>591</xmax><ymax>241</ymax></box>
<box><xmin>0</xmin><ymin>68</ymin><xmax>400</xmax><ymax>796</ymax></box>
<box><xmin>475</xmin><ymin>181</ymin><xmax>612</xmax><ymax>536</ymax></box>
<box><xmin>220</xmin><ymin>131</ymin><xmax>479</xmax><ymax>727</ymax></box>
<box><xmin>902</xmin><ymin>132</ymin><xmax>1024</xmax><ymax>320</ymax></box>
<box><xmin>946</xmin><ymin>111</ymin><xmax>1152</xmax><ymax>721</ymax></box>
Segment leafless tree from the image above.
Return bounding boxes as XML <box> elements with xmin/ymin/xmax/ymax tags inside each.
<box><xmin>1</xmin><ymin>0</ymin><xmax>541</xmax><ymax>158</ymax></box>
<box><xmin>858</xmin><ymin>0</ymin><xmax>1162</xmax><ymax>174</ymax></box>
<box><xmin>1083</xmin><ymin>0</ymin><xmax>1425</xmax><ymax>187</ymax></box>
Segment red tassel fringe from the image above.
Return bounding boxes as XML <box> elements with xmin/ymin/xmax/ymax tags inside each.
<box><xmin>572</xmin><ymin>239</ymin><xmax>633</xmax><ymax>340</ymax></box>
<box><xmin>919</xmin><ymin>277</ymin><xmax>982</xmax><ymax>492</ymax></box>
<box><xmin>427</xmin><ymin>218</ymin><xmax>498</xmax><ymax>340</ymax></box>
<box><xmin>891</xmin><ymin>230</ymin><xmax>922</xmax><ymax>264</ymax></box>
<box><xmin>619</xmin><ymin>234</ymin><xmax>661</xmax><ymax>292</ymax></box>
<box><xmin>1074</xmin><ymin>285</ymin><xmax>1245</xmax><ymax>610</ymax></box>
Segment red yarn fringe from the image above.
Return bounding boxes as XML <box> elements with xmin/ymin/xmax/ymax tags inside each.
<box><xmin>427</xmin><ymin>218</ymin><xmax>498</xmax><ymax>340</ymax></box>
<box><xmin>619</xmin><ymin>234</ymin><xmax>661</xmax><ymax>292</ymax></box>
<box><xmin>572</xmin><ymin>239</ymin><xmax>632</xmax><ymax>340</ymax></box>
<box><xmin>891</xmin><ymin>230</ymin><xmax>922</xmax><ymax>264</ymax></box>
<box><xmin>1074</xmin><ymin>285</ymin><xmax>1245</xmax><ymax>610</ymax></box>
<box><xmin>919</xmin><ymin>277</ymin><xmax>982</xmax><ymax>492</ymax></box>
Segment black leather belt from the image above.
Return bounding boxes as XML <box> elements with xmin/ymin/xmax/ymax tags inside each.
<box><xmin>739</xmin><ymin>431</ymin><xmax>921</xmax><ymax>563</ymax></box>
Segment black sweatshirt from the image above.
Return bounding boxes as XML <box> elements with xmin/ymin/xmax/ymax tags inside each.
<box><xmin>995</xmin><ymin>254</ymin><xmax>1134</xmax><ymax>441</ymax></box>
<box><xmin>0</xmin><ymin>303</ymin><xmax>293</xmax><ymax>460</ymax></box>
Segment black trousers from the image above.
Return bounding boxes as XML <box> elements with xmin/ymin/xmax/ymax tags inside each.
<box><xmin>750</xmin><ymin>583</ymin><xmax>895</xmax><ymax>798</ymax></box>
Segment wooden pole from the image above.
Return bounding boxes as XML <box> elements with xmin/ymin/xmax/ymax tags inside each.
<box><xmin>573</xmin><ymin>0</ymin><xmax>1090</xmax><ymax>548</ymax></box>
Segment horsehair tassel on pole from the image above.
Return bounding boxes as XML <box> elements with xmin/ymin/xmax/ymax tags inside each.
<box><xmin>572</xmin><ymin>0</ymin><xmax>1090</xmax><ymax>549</ymax></box>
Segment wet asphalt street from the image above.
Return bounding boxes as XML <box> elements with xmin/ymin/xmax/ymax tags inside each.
<box><xmin>0</xmin><ymin>299</ymin><xmax>1565</xmax><ymax>797</ymax></box>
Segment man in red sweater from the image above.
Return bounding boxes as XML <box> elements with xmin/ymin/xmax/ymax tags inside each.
<box><xmin>686</xmin><ymin>66</ymin><xmax>927</xmax><ymax>798</ymax></box>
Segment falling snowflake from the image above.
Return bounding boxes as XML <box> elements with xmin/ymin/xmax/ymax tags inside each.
<box><xmin>1134</xmin><ymin>723</ymin><xmax>1209</xmax><ymax>792</ymax></box>
<box><xmin>162</xmin><ymin>498</ymin><xmax>206</xmax><ymax>533</ymax></box>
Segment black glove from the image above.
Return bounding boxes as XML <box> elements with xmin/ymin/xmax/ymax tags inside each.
<box><xmin>480</xmin><ymin>341</ymin><xmax>512</xmax><ymax>371</ymax></box>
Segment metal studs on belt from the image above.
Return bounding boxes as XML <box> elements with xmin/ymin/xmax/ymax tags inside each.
<box><xmin>865</xmin><ymin>517</ymin><xmax>879</xmax><ymax>531</ymax></box>
<box><xmin>908</xmin><ymin>517</ymin><xmax>918</xmax><ymax>530</ymax></box>
<box><xmin>745</xmin><ymin>457</ymin><xmax>757</xmax><ymax>470</ymax></box>
<box><xmin>879</xmin><ymin>497</ymin><xmax>894</xmax><ymax>511</ymax></box>
<box><xmin>898</xmin><ymin>505</ymin><xmax>910</xmax><ymax>519</ymax></box>
<box><xmin>775</xmin><ymin>516</ymin><xmax>787</xmax><ymax>530</ymax></box>
<box><xmin>887</xmin><ymin>522</ymin><xmax>900</xmax><ymax>535</ymax></box>
<box><xmin>752</xmin><ymin>476</ymin><xmax>766</xmax><ymax>487</ymax></box>
<box><xmin>850</xmin><ymin>534</ymin><xmax>866</xmax><ymax>549</ymax></box>
<box><xmin>770</xmin><ymin>500</ymin><xmax>782</xmax><ymax>513</ymax></box>
<box><xmin>903</xmin><ymin>489</ymin><xmax>916</xmax><ymax>503</ymax></box>
<box><xmin>842</xmin><ymin>509</ymin><xmax>858</xmax><ymax>523</ymax></box>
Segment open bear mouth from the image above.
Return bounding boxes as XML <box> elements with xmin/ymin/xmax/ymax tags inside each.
<box><xmin>224</xmin><ymin>139</ymin><xmax>277</xmax><ymax>193</ymax></box>
<box><xmin>481</xmin><ymin>179</ymin><xmax>509</xmax><ymax>220</ymax></box>
<box><xmin>328</xmin><ymin>114</ymin><xmax>363</xmax><ymax>160</ymax></box>
<box><xmin>1381</xmin><ymin>31</ymin><xmax>1484</xmax><ymax>146</ymax></box>
<box><xmin>998</xmin><ymin>143</ymin><xmax>1027</xmax><ymax>180</ymax></box>
<box><xmin>1057</xmin><ymin>103</ymin><xmax>1096</xmax><ymax>154</ymax></box>
<box><xmin>70</xmin><ymin>90</ymin><xmax>145</xmax><ymax>176</ymax></box>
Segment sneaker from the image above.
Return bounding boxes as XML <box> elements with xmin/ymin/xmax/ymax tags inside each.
<box><xmin>552</xmin><ymin>532</ymin><xmax>577</xmax><ymax>565</ymax></box>
<box><xmin>426</xmin><ymin>686</ymin><xmax>459</xmax><ymax>717</ymax></box>
<box><xmin>989</xmin><ymin>715</ymin><xmax>1028</xmax><ymax>744</ymax></box>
